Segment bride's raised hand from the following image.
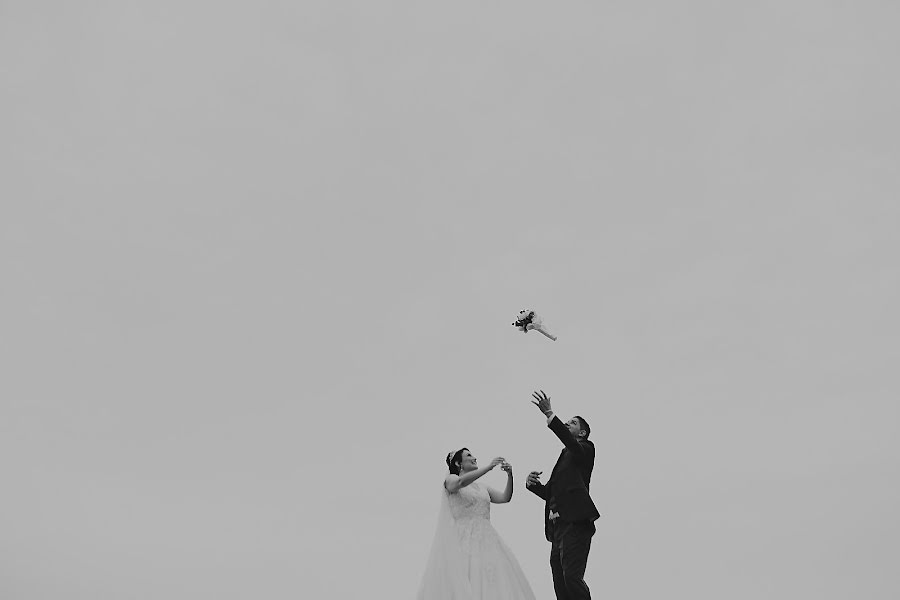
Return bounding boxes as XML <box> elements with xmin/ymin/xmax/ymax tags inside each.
<box><xmin>489</xmin><ymin>457</ymin><xmax>505</xmax><ymax>469</ymax></box>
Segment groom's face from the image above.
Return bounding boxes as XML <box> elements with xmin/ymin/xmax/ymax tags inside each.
<box><xmin>566</xmin><ymin>417</ymin><xmax>585</xmax><ymax>439</ymax></box>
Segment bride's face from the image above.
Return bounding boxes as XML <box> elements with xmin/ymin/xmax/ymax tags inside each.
<box><xmin>459</xmin><ymin>450</ymin><xmax>478</xmax><ymax>472</ymax></box>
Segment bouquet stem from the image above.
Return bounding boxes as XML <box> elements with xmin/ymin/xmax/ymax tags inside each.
<box><xmin>532</xmin><ymin>326</ymin><xmax>557</xmax><ymax>341</ymax></box>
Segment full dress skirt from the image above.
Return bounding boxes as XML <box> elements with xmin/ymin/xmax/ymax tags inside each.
<box><xmin>416</xmin><ymin>482</ymin><xmax>536</xmax><ymax>600</ymax></box>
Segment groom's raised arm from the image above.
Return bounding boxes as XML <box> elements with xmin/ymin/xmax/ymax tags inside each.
<box><xmin>532</xmin><ymin>390</ymin><xmax>591</xmax><ymax>460</ymax></box>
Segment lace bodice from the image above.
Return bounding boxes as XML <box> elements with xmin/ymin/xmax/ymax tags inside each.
<box><xmin>447</xmin><ymin>482</ymin><xmax>491</xmax><ymax>521</ymax></box>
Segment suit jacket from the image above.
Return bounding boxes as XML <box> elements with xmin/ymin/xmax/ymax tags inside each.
<box><xmin>527</xmin><ymin>415</ymin><xmax>600</xmax><ymax>541</ymax></box>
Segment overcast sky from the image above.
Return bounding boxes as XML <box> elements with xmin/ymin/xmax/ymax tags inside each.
<box><xmin>2</xmin><ymin>1</ymin><xmax>899</xmax><ymax>599</ymax></box>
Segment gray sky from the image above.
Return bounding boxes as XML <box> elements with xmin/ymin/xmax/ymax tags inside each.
<box><xmin>3</xmin><ymin>1</ymin><xmax>899</xmax><ymax>599</ymax></box>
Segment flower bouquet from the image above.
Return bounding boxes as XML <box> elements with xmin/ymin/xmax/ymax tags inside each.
<box><xmin>512</xmin><ymin>310</ymin><xmax>557</xmax><ymax>341</ymax></box>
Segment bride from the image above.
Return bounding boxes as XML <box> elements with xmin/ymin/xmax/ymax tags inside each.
<box><xmin>416</xmin><ymin>448</ymin><xmax>536</xmax><ymax>599</ymax></box>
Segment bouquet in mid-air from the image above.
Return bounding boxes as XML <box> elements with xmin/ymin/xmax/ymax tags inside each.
<box><xmin>512</xmin><ymin>309</ymin><xmax>557</xmax><ymax>341</ymax></box>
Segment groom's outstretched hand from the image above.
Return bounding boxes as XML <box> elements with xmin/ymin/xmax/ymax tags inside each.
<box><xmin>525</xmin><ymin>471</ymin><xmax>543</xmax><ymax>487</ymax></box>
<box><xmin>531</xmin><ymin>390</ymin><xmax>553</xmax><ymax>417</ymax></box>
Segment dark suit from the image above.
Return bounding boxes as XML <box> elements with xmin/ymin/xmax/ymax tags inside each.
<box><xmin>527</xmin><ymin>415</ymin><xmax>600</xmax><ymax>600</ymax></box>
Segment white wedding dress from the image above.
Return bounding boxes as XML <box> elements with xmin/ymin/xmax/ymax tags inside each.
<box><xmin>416</xmin><ymin>481</ymin><xmax>536</xmax><ymax>599</ymax></box>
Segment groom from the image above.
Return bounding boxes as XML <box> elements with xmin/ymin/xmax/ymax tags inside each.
<box><xmin>526</xmin><ymin>390</ymin><xmax>600</xmax><ymax>600</ymax></box>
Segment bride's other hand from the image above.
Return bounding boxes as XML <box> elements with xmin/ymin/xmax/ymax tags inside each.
<box><xmin>501</xmin><ymin>461</ymin><xmax>512</xmax><ymax>474</ymax></box>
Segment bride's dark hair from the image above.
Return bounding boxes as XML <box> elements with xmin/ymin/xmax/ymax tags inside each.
<box><xmin>446</xmin><ymin>448</ymin><xmax>468</xmax><ymax>475</ymax></box>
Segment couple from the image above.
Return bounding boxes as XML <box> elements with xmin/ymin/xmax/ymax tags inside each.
<box><xmin>416</xmin><ymin>391</ymin><xmax>601</xmax><ymax>600</ymax></box>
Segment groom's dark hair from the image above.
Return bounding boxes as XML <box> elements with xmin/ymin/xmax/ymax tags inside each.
<box><xmin>447</xmin><ymin>448</ymin><xmax>469</xmax><ymax>475</ymax></box>
<box><xmin>575</xmin><ymin>416</ymin><xmax>591</xmax><ymax>440</ymax></box>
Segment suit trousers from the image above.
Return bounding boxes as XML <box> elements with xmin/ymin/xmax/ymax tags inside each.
<box><xmin>549</xmin><ymin>519</ymin><xmax>595</xmax><ymax>600</ymax></box>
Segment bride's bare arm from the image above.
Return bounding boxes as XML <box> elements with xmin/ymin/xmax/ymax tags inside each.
<box><xmin>445</xmin><ymin>457</ymin><xmax>504</xmax><ymax>493</ymax></box>
<box><xmin>488</xmin><ymin>462</ymin><xmax>514</xmax><ymax>503</ymax></box>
